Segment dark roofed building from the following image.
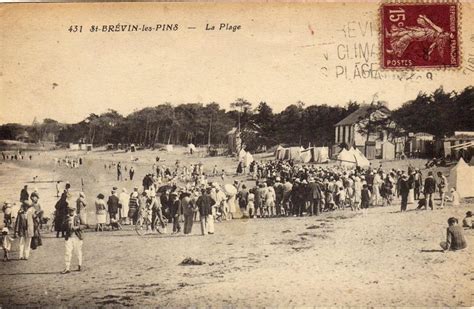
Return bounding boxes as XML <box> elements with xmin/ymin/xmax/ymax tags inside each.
<box><xmin>334</xmin><ymin>104</ymin><xmax>394</xmax><ymax>158</ymax></box>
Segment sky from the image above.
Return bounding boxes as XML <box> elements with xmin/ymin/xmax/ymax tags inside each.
<box><xmin>1</xmin><ymin>2</ymin><xmax>473</xmax><ymax>124</ymax></box>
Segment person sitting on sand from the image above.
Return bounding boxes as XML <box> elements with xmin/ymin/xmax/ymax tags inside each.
<box><xmin>448</xmin><ymin>187</ymin><xmax>461</xmax><ymax>207</ymax></box>
<box><xmin>416</xmin><ymin>194</ymin><xmax>427</xmax><ymax>210</ymax></box>
<box><xmin>462</xmin><ymin>211</ymin><xmax>473</xmax><ymax>229</ymax></box>
<box><xmin>440</xmin><ymin>217</ymin><xmax>467</xmax><ymax>252</ymax></box>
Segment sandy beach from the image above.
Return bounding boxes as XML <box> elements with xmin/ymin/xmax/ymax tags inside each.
<box><xmin>0</xmin><ymin>149</ymin><xmax>473</xmax><ymax>307</ymax></box>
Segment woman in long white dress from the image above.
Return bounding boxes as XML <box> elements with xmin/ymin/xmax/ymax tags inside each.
<box><xmin>119</xmin><ymin>188</ymin><xmax>130</xmax><ymax>224</ymax></box>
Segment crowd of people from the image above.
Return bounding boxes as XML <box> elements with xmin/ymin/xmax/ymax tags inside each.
<box><xmin>2</xmin><ymin>150</ymin><xmax>34</xmax><ymax>161</ymax></box>
<box><xmin>53</xmin><ymin>156</ymin><xmax>84</xmax><ymax>168</ymax></box>
<box><xmin>1</xmin><ymin>156</ymin><xmax>472</xmax><ymax>273</ymax></box>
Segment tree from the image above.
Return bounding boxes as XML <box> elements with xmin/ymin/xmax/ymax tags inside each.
<box><xmin>356</xmin><ymin>100</ymin><xmax>393</xmax><ymax>156</ymax></box>
<box><xmin>392</xmin><ymin>86</ymin><xmax>474</xmax><ymax>138</ymax></box>
<box><xmin>276</xmin><ymin>103</ymin><xmax>305</xmax><ymax>146</ymax></box>
<box><xmin>252</xmin><ymin>102</ymin><xmax>275</xmax><ymax>146</ymax></box>
<box><xmin>230</xmin><ymin>98</ymin><xmax>252</xmax><ymax>132</ymax></box>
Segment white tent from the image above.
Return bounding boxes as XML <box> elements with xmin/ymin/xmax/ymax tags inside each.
<box><xmin>274</xmin><ymin>146</ymin><xmax>308</xmax><ymax>161</ymax></box>
<box><xmin>337</xmin><ymin>147</ymin><xmax>370</xmax><ymax>168</ymax></box>
<box><xmin>275</xmin><ymin>146</ymin><xmax>286</xmax><ymax>160</ymax></box>
<box><xmin>312</xmin><ymin>147</ymin><xmax>329</xmax><ymax>163</ymax></box>
<box><xmin>300</xmin><ymin>149</ymin><xmax>312</xmax><ymax>163</ymax></box>
<box><xmin>381</xmin><ymin>142</ymin><xmax>395</xmax><ymax>160</ymax></box>
<box><xmin>69</xmin><ymin>143</ymin><xmax>80</xmax><ymax>150</ymax></box>
<box><xmin>337</xmin><ymin>148</ymin><xmax>353</xmax><ymax>166</ymax></box>
<box><xmin>449</xmin><ymin>158</ymin><xmax>474</xmax><ymax>198</ymax></box>
<box><xmin>165</xmin><ymin>144</ymin><xmax>174</xmax><ymax>152</ymax></box>
<box><xmin>287</xmin><ymin>147</ymin><xmax>302</xmax><ymax>161</ymax></box>
<box><xmin>352</xmin><ymin>148</ymin><xmax>370</xmax><ymax>167</ymax></box>
<box><xmin>274</xmin><ymin>145</ymin><xmax>284</xmax><ymax>155</ymax></box>
<box><xmin>238</xmin><ymin>148</ymin><xmax>247</xmax><ymax>161</ymax></box>
<box><xmin>244</xmin><ymin>151</ymin><xmax>254</xmax><ymax>167</ymax></box>
<box><xmin>187</xmin><ymin>143</ymin><xmax>196</xmax><ymax>152</ymax></box>
<box><xmin>297</xmin><ymin>147</ymin><xmax>330</xmax><ymax>163</ymax></box>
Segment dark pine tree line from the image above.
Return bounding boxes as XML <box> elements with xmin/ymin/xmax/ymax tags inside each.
<box><xmin>0</xmin><ymin>86</ymin><xmax>472</xmax><ymax>151</ymax></box>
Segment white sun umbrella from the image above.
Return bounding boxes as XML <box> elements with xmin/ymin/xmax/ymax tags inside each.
<box><xmin>223</xmin><ymin>184</ymin><xmax>237</xmax><ymax>196</ymax></box>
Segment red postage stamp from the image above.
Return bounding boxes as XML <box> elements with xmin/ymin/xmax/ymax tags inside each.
<box><xmin>381</xmin><ymin>3</ymin><xmax>460</xmax><ymax>69</ymax></box>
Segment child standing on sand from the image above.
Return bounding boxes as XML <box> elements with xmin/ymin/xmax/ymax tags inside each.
<box><xmin>336</xmin><ymin>187</ymin><xmax>346</xmax><ymax>210</ymax></box>
<box><xmin>247</xmin><ymin>191</ymin><xmax>255</xmax><ymax>218</ymax></box>
<box><xmin>55</xmin><ymin>181</ymin><xmax>61</xmax><ymax>198</ymax></box>
<box><xmin>1</xmin><ymin>227</ymin><xmax>13</xmax><ymax>261</ymax></box>
<box><xmin>2</xmin><ymin>201</ymin><xmax>13</xmax><ymax>228</ymax></box>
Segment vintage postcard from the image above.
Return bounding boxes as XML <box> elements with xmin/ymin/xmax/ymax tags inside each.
<box><xmin>0</xmin><ymin>2</ymin><xmax>473</xmax><ymax>307</ymax></box>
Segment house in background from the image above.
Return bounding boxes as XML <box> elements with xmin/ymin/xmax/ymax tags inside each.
<box><xmin>405</xmin><ymin>132</ymin><xmax>435</xmax><ymax>158</ymax></box>
<box><xmin>15</xmin><ymin>131</ymin><xmax>34</xmax><ymax>143</ymax></box>
<box><xmin>436</xmin><ymin>131</ymin><xmax>474</xmax><ymax>161</ymax></box>
<box><xmin>333</xmin><ymin>104</ymin><xmax>395</xmax><ymax>159</ymax></box>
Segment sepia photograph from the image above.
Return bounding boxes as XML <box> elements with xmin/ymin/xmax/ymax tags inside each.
<box><xmin>0</xmin><ymin>1</ymin><xmax>473</xmax><ymax>307</ymax></box>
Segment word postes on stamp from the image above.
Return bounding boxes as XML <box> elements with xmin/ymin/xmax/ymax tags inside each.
<box><xmin>381</xmin><ymin>3</ymin><xmax>459</xmax><ymax>69</ymax></box>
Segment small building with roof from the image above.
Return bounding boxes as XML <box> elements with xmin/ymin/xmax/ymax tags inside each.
<box><xmin>333</xmin><ymin>104</ymin><xmax>394</xmax><ymax>159</ymax></box>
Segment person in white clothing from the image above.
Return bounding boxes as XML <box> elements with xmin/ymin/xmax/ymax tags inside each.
<box><xmin>372</xmin><ymin>172</ymin><xmax>383</xmax><ymax>206</ymax></box>
<box><xmin>119</xmin><ymin>188</ymin><xmax>130</xmax><ymax>224</ymax></box>
<box><xmin>62</xmin><ymin>207</ymin><xmax>83</xmax><ymax>274</ymax></box>
<box><xmin>265</xmin><ymin>183</ymin><xmax>276</xmax><ymax>217</ymax></box>
<box><xmin>449</xmin><ymin>187</ymin><xmax>461</xmax><ymax>206</ymax></box>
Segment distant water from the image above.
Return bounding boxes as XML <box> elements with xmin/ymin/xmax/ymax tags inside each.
<box><xmin>0</xmin><ymin>162</ymin><xmax>61</xmax><ymax>217</ymax></box>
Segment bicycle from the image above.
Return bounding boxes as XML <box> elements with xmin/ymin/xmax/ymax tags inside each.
<box><xmin>135</xmin><ymin>207</ymin><xmax>168</xmax><ymax>236</ymax></box>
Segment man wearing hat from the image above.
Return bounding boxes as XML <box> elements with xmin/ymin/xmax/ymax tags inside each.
<box><xmin>399</xmin><ymin>174</ymin><xmax>410</xmax><ymax>212</ymax></box>
<box><xmin>170</xmin><ymin>192</ymin><xmax>182</xmax><ymax>233</ymax></box>
<box><xmin>273</xmin><ymin>177</ymin><xmax>284</xmax><ymax>217</ymax></box>
<box><xmin>437</xmin><ymin>171</ymin><xmax>448</xmax><ymax>209</ymax></box>
<box><xmin>62</xmin><ymin>206</ymin><xmax>83</xmax><ymax>274</ymax></box>
<box><xmin>20</xmin><ymin>185</ymin><xmax>29</xmax><ymax>203</ymax></box>
<box><xmin>149</xmin><ymin>193</ymin><xmax>163</xmax><ymax>231</ymax></box>
<box><xmin>414</xmin><ymin>169</ymin><xmax>423</xmax><ymax>200</ymax></box>
<box><xmin>291</xmin><ymin>179</ymin><xmax>301</xmax><ymax>217</ymax></box>
<box><xmin>423</xmin><ymin>171</ymin><xmax>436</xmax><ymax>210</ymax></box>
<box><xmin>308</xmin><ymin>177</ymin><xmax>322</xmax><ymax>216</ymax></box>
<box><xmin>107</xmin><ymin>188</ymin><xmax>120</xmax><ymax>222</ymax></box>
<box><xmin>196</xmin><ymin>188</ymin><xmax>215</xmax><ymax>235</ymax></box>
<box><xmin>14</xmin><ymin>200</ymin><xmax>35</xmax><ymax>260</ymax></box>
<box><xmin>181</xmin><ymin>191</ymin><xmax>196</xmax><ymax>235</ymax></box>
<box><xmin>282</xmin><ymin>178</ymin><xmax>293</xmax><ymax>216</ymax></box>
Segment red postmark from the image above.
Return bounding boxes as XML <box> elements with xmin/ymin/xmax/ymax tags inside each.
<box><xmin>381</xmin><ymin>3</ymin><xmax>459</xmax><ymax>69</ymax></box>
